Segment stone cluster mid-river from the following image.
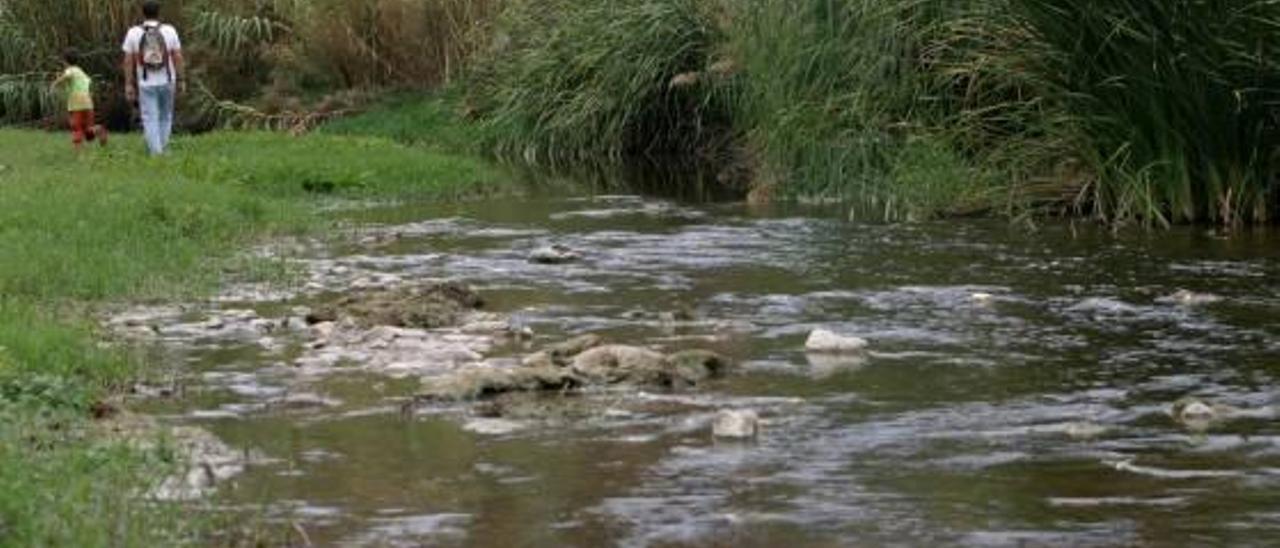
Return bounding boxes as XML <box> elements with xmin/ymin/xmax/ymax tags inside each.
<box><xmin>119</xmin><ymin>195</ymin><xmax>1280</xmax><ymax>546</ymax></box>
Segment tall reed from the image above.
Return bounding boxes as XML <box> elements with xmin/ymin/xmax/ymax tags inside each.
<box><xmin>1009</xmin><ymin>0</ymin><xmax>1280</xmax><ymax>225</ymax></box>
<box><xmin>468</xmin><ymin>0</ymin><xmax>735</xmax><ymax>169</ymax></box>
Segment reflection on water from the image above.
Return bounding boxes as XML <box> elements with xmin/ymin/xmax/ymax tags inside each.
<box><xmin>140</xmin><ymin>195</ymin><xmax>1280</xmax><ymax>545</ymax></box>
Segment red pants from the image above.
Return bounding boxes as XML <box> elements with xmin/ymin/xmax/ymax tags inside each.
<box><xmin>69</xmin><ymin>110</ymin><xmax>101</xmax><ymax>145</ymax></box>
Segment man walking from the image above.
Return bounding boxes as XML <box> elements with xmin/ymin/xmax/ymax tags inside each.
<box><xmin>122</xmin><ymin>0</ymin><xmax>184</xmax><ymax>155</ymax></box>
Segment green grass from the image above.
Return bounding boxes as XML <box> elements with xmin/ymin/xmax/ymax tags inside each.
<box><xmin>0</xmin><ymin>130</ymin><xmax>502</xmax><ymax>300</ymax></box>
<box><xmin>320</xmin><ymin>90</ymin><xmax>493</xmax><ymax>154</ymax></box>
<box><xmin>0</xmin><ymin>308</ymin><xmax>197</xmax><ymax>547</ymax></box>
<box><xmin>0</xmin><ymin>127</ymin><xmax>509</xmax><ymax>545</ymax></box>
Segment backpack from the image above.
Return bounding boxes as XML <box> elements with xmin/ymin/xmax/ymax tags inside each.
<box><xmin>138</xmin><ymin>23</ymin><xmax>170</xmax><ymax>80</ymax></box>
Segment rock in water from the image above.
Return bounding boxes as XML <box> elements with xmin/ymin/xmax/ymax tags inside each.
<box><xmin>1065</xmin><ymin>421</ymin><xmax>1108</xmax><ymax>440</ymax></box>
<box><xmin>1176</xmin><ymin>399</ymin><xmax>1216</xmax><ymax>421</ymax></box>
<box><xmin>309</xmin><ymin>281</ymin><xmax>484</xmax><ymax>329</ymax></box>
<box><xmin>1165</xmin><ymin>289</ymin><xmax>1222</xmax><ymax>306</ymax></box>
<box><xmin>1169</xmin><ymin>397</ymin><xmax>1247</xmax><ymax>431</ymax></box>
<box><xmin>804</xmin><ymin>329</ymin><xmax>868</xmax><ymax>353</ymax></box>
<box><xmin>521</xmin><ymin>334</ymin><xmax>604</xmax><ymax>369</ymax></box>
<box><xmin>667</xmin><ymin>349</ymin><xmax>734</xmax><ymax>386</ymax></box>
<box><xmin>463</xmin><ymin>418</ymin><xmax>526</xmax><ymax>436</ymax></box>
<box><xmin>529</xmin><ymin>244</ymin><xmax>581</xmax><ymax>264</ymax></box>
<box><xmin>415</xmin><ymin>366</ymin><xmax>582</xmax><ymax>402</ymax></box>
<box><xmin>712</xmin><ymin>409</ymin><xmax>759</xmax><ymax>439</ymax></box>
<box><xmin>571</xmin><ymin>345</ymin><xmax>669</xmax><ymax>385</ymax></box>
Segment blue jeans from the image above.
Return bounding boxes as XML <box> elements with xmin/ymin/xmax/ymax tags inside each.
<box><xmin>139</xmin><ymin>84</ymin><xmax>174</xmax><ymax>155</ymax></box>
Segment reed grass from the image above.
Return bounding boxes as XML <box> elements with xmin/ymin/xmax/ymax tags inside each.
<box><xmin>464</xmin><ymin>0</ymin><xmax>1280</xmax><ymax>224</ymax></box>
<box><xmin>468</xmin><ymin>0</ymin><xmax>735</xmax><ymax>169</ymax></box>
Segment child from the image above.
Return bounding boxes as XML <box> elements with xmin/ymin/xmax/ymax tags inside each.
<box><xmin>51</xmin><ymin>48</ymin><xmax>107</xmax><ymax>150</ymax></box>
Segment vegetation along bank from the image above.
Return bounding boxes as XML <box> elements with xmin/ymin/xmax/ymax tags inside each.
<box><xmin>6</xmin><ymin>0</ymin><xmax>1280</xmax><ymax>225</ymax></box>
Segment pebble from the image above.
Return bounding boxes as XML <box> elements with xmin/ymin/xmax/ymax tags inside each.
<box><xmin>712</xmin><ymin>409</ymin><xmax>759</xmax><ymax>439</ymax></box>
<box><xmin>804</xmin><ymin>329</ymin><xmax>868</xmax><ymax>353</ymax></box>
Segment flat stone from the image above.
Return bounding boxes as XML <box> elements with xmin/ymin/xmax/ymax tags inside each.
<box><xmin>529</xmin><ymin>245</ymin><xmax>581</xmax><ymax>264</ymax></box>
<box><xmin>804</xmin><ymin>329</ymin><xmax>868</xmax><ymax>353</ymax></box>
<box><xmin>712</xmin><ymin>409</ymin><xmax>759</xmax><ymax>439</ymax></box>
<box><xmin>462</xmin><ymin>418</ymin><xmax>526</xmax><ymax>435</ymax></box>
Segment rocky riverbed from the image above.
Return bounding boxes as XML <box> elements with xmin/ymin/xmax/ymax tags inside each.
<box><xmin>104</xmin><ymin>195</ymin><xmax>1280</xmax><ymax>546</ymax></box>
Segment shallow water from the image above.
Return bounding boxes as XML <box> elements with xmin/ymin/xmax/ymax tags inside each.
<box><xmin>137</xmin><ymin>195</ymin><xmax>1280</xmax><ymax>546</ymax></box>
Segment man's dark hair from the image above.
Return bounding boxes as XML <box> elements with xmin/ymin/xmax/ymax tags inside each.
<box><xmin>141</xmin><ymin>0</ymin><xmax>161</xmax><ymax>19</ymax></box>
<box><xmin>62</xmin><ymin>47</ymin><xmax>80</xmax><ymax>66</ymax></box>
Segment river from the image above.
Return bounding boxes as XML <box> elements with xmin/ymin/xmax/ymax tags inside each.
<box><xmin>127</xmin><ymin>194</ymin><xmax>1280</xmax><ymax>546</ymax></box>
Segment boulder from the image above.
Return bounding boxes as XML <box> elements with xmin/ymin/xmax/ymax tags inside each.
<box><xmin>712</xmin><ymin>409</ymin><xmax>759</xmax><ymax>439</ymax></box>
<box><xmin>308</xmin><ymin>281</ymin><xmax>484</xmax><ymax>329</ymax></box>
<box><xmin>416</xmin><ymin>366</ymin><xmax>582</xmax><ymax>402</ymax></box>
<box><xmin>529</xmin><ymin>244</ymin><xmax>581</xmax><ymax>265</ymax></box>
<box><xmin>667</xmin><ymin>349</ymin><xmax>734</xmax><ymax>386</ymax></box>
<box><xmin>969</xmin><ymin>292</ymin><xmax>995</xmax><ymax>304</ymax></box>
<box><xmin>1170</xmin><ymin>397</ymin><xmax>1247</xmax><ymax>431</ymax></box>
<box><xmin>462</xmin><ymin>418</ymin><xmax>526</xmax><ymax>435</ymax></box>
<box><xmin>1164</xmin><ymin>289</ymin><xmax>1222</xmax><ymax>306</ymax></box>
<box><xmin>571</xmin><ymin>345</ymin><xmax>669</xmax><ymax>385</ymax></box>
<box><xmin>520</xmin><ymin>351</ymin><xmax>555</xmax><ymax>369</ymax></box>
<box><xmin>544</xmin><ymin>334</ymin><xmax>603</xmax><ymax>363</ymax></box>
<box><xmin>520</xmin><ymin>334</ymin><xmax>603</xmax><ymax>369</ymax></box>
<box><xmin>804</xmin><ymin>329</ymin><xmax>868</xmax><ymax>353</ymax></box>
<box><xmin>1064</xmin><ymin>421</ymin><xmax>1108</xmax><ymax>440</ymax></box>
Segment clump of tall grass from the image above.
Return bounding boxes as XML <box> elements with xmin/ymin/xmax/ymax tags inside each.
<box><xmin>468</xmin><ymin>0</ymin><xmax>736</xmax><ymax>169</ymax></box>
<box><xmin>723</xmin><ymin>0</ymin><xmax>1007</xmax><ymax>219</ymax></box>
<box><xmin>1008</xmin><ymin>0</ymin><xmax>1280</xmax><ymax>225</ymax></box>
<box><xmin>464</xmin><ymin>0</ymin><xmax>1280</xmax><ymax>224</ymax></box>
<box><xmin>730</xmin><ymin>0</ymin><xmax>1280</xmax><ymax>223</ymax></box>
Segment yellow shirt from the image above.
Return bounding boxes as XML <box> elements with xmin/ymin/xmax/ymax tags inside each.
<box><xmin>62</xmin><ymin>66</ymin><xmax>93</xmax><ymax>112</ymax></box>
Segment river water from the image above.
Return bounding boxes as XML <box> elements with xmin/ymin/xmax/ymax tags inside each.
<box><xmin>133</xmin><ymin>194</ymin><xmax>1280</xmax><ymax>546</ymax></box>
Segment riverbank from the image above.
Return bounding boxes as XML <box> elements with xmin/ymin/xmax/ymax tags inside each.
<box><xmin>8</xmin><ymin>1</ymin><xmax>1279</xmax><ymax>225</ymax></box>
<box><xmin>0</xmin><ymin>128</ymin><xmax>508</xmax><ymax>544</ymax></box>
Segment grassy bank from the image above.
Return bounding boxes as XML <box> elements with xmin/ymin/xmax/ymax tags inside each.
<box><xmin>0</xmin><ymin>128</ymin><xmax>505</xmax><ymax>545</ymax></box>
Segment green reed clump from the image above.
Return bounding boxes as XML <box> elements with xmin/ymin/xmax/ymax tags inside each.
<box><xmin>724</xmin><ymin>0</ymin><xmax>1005</xmax><ymax>218</ymax></box>
<box><xmin>1007</xmin><ymin>0</ymin><xmax>1280</xmax><ymax>225</ymax></box>
<box><xmin>468</xmin><ymin>0</ymin><xmax>735</xmax><ymax>169</ymax></box>
<box><xmin>731</xmin><ymin>0</ymin><xmax>1280</xmax><ymax>223</ymax></box>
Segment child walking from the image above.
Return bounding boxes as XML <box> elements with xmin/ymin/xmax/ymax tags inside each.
<box><xmin>51</xmin><ymin>48</ymin><xmax>107</xmax><ymax>150</ymax></box>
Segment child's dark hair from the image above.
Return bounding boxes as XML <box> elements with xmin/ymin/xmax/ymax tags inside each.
<box><xmin>63</xmin><ymin>48</ymin><xmax>80</xmax><ymax>66</ymax></box>
<box><xmin>142</xmin><ymin>0</ymin><xmax>161</xmax><ymax>19</ymax></box>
